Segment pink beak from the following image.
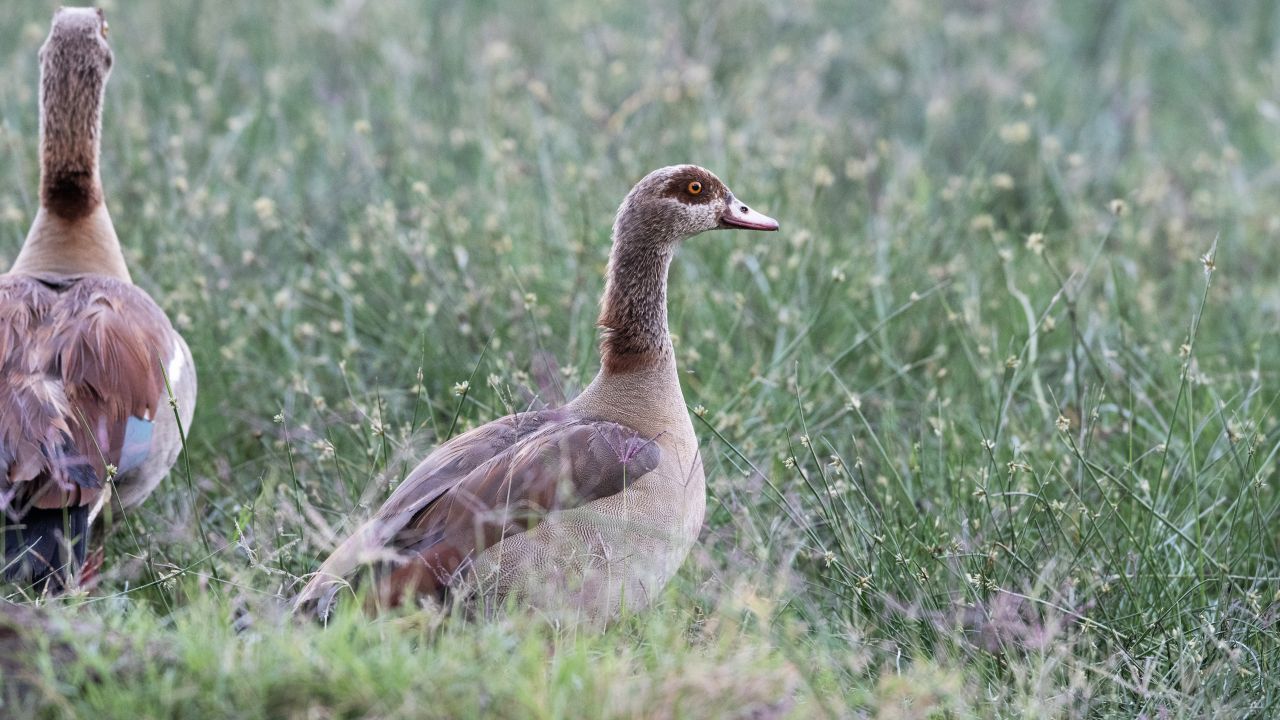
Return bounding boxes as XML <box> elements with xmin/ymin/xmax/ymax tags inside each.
<box><xmin>720</xmin><ymin>194</ymin><xmax>780</xmax><ymax>231</ymax></box>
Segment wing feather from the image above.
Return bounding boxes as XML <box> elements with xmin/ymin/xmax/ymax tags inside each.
<box><xmin>295</xmin><ymin>415</ymin><xmax>660</xmax><ymax>616</ymax></box>
<box><xmin>0</xmin><ymin>275</ymin><xmax>177</xmax><ymax>517</ymax></box>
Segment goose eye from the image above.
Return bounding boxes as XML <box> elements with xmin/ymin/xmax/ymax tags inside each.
<box><xmin>687</xmin><ymin>181</ymin><xmax>702</xmax><ymax>196</ymax></box>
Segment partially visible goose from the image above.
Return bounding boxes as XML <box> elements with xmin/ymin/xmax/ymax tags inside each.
<box><xmin>0</xmin><ymin>8</ymin><xmax>197</xmax><ymax>592</ymax></box>
<box><xmin>297</xmin><ymin>165</ymin><xmax>778</xmax><ymax>619</ymax></box>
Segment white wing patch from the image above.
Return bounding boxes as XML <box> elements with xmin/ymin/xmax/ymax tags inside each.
<box><xmin>167</xmin><ymin>336</ymin><xmax>185</xmax><ymax>389</ymax></box>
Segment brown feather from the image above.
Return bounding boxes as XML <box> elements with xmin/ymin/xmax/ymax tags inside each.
<box><xmin>597</xmin><ymin>242</ymin><xmax>674</xmax><ymax>374</ymax></box>
<box><xmin>293</xmin><ymin>410</ymin><xmax>562</xmax><ymax>613</ymax></box>
<box><xmin>295</xmin><ymin>413</ymin><xmax>660</xmax><ymax>615</ymax></box>
<box><xmin>41</xmin><ymin>171</ymin><xmax>101</xmax><ymax>222</ymax></box>
<box><xmin>0</xmin><ymin>274</ymin><xmax>176</xmax><ymax>518</ymax></box>
<box><xmin>382</xmin><ymin>421</ymin><xmax>660</xmax><ymax>603</ymax></box>
<box><xmin>379</xmin><ymin>410</ymin><xmax>562</xmax><ymax>519</ymax></box>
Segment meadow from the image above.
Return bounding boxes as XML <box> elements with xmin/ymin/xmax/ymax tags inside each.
<box><xmin>1</xmin><ymin>0</ymin><xmax>1278</xmax><ymax>717</ymax></box>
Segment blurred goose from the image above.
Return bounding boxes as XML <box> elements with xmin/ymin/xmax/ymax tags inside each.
<box><xmin>0</xmin><ymin>8</ymin><xmax>197</xmax><ymax>592</ymax></box>
<box><xmin>297</xmin><ymin>165</ymin><xmax>778</xmax><ymax>619</ymax></box>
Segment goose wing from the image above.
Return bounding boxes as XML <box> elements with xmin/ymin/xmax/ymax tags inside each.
<box><xmin>296</xmin><ymin>415</ymin><xmax>660</xmax><ymax>616</ymax></box>
<box><xmin>0</xmin><ymin>274</ymin><xmax>184</xmax><ymax>516</ymax></box>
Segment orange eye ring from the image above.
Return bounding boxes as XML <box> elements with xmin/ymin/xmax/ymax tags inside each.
<box><xmin>687</xmin><ymin>181</ymin><xmax>702</xmax><ymax>195</ymax></box>
<box><xmin>102</xmin><ymin>21</ymin><xmax>110</xmax><ymax>38</ymax></box>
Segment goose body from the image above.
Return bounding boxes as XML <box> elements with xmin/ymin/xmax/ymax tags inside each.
<box><xmin>298</xmin><ymin>165</ymin><xmax>778</xmax><ymax>619</ymax></box>
<box><xmin>0</xmin><ymin>8</ymin><xmax>196</xmax><ymax>591</ymax></box>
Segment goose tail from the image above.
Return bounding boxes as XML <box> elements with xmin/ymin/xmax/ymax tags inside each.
<box><xmin>2</xmin><ymin>505</ymin><xmax>90</xmax><ymax>594</ymax></box>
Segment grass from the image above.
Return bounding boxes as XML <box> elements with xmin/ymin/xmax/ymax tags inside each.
<box><xmin>1</xmin><ymin>0</ymin><xmax>1278</xmax><ymax>717</ymax></box>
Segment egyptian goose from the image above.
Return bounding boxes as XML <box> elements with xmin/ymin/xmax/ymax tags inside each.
<box><xmin>0</xmin><ymin>8</ymin><xmax>197</xmax><ymax>592</ymax></box>
<box><xmin>296</xmin><ymin>165</ymin><xmax>778</xmax><ymax>619</ymax></box>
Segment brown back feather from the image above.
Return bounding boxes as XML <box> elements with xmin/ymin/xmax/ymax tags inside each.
<box><xmin>0</xmin><ymin>275</ymin><xmax>175</xmax><ymax>516</ymax></box>
<box><xmin>381</xmin><ymin>419</ymin><xmax>661</xmax><ymax>604</ymax></box>
<box><xmin>294</xmin><ymin>413</ymin><xmax>661</xmax><ymax>615</ymax></box>
<box><xmin>293</xmin><ymin>410</ymin><xmax>561</xmax><ymax>614</ymax></box>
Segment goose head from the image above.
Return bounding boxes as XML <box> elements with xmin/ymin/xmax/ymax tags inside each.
<box><xmin>40</xmin><ymin>8</ymin><xmax>114</xmax><ymax>88</ymax></box>
<box><xmin>613</xmin><ymin>165</ymin><xmax>779</xmax><ymax>248</ymax></box>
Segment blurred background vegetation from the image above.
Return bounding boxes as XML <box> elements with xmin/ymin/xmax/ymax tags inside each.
<box><xmin>0</xmin><ymin>0</ymin><xmax>1277</xmax><ymax>717</ymax></box>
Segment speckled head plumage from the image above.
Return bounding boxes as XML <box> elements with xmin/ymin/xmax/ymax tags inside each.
<box><xmin>38</xmin><ymin>7</ymin><xmax>113</xmax><ymax>221</ymax></box>
<box><xmin>611</xmin><ymin>164</ymin><xmax>779</xmax><ymax>247</ymax></box>
<box><xmin>599</xmin><ymin>165</ymin><xmax>779</xmax><ymax>374</ymax></box>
